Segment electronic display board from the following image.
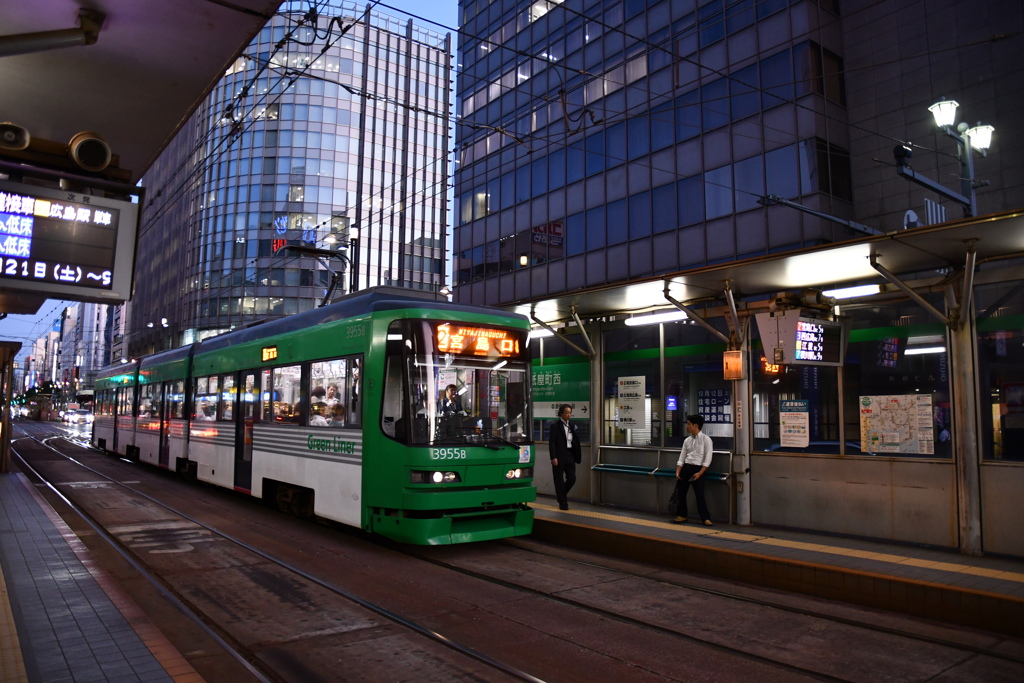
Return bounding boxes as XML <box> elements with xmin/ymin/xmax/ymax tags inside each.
<box><xmin>0</xmin><ymin>178</ymin><xmax>139</xmax><ymax>303</ymax></box>
<box><xmin>755</xmin><ymin>310</ymin><xmax>849</xmax><ymax>367</ymax></box>
<box><xmin>435</xmin><ymin>322</ymin><xmax>524</xmax><ymax>359</ymax></box>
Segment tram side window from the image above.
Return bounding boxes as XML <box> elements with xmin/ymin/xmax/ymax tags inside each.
<box><xmin>309</xmin><ymin>356</ymin><xmax>361</xmax><ymax>428</ymax></box>
<box><xmin>96</xmin><ymin>390</ymin><xmax>110</xmax><ymax>417</ymax></box>
<box><xmin>271</xmin><ymin>365</ymin><xmax>303</xmax><ymax>424</ymax></box>
<box><xmin>381</xmin><ymin>357</ymin><xmax>404</xmax><ymax>439</ymax></box>
<box><xmin>117</xmin><ymin>386</ymin><xmax>133</xmax><ymax>417</ymax></box>
<box><xmin>220</xmin><ymin>374</ymin><xmax>236</xmax><ymax>421</ymax></box>
<box><xmin>241</xmin><ymin>373</ymin><xmax>259</xmax><ymax>421</ymax></box>
<box><xmin>139</xmin><ymin>384</ymin><xmax>155</xmax><ymax>418</ymax></box>
<box><xmin>169</xmin><ymin>380</ymin><xmax>185</xmax><ymax>419</ymax></box>
<box><xmin>193</xmin><ymin>376</ymin><xmax>218</xmax><ymax>421</ymax></box>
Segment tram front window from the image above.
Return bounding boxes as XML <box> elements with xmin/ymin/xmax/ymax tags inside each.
<box><xmin>381</xmin><ymin>319</ymin><xmax>531</xmax><ymax>447</ymax></box>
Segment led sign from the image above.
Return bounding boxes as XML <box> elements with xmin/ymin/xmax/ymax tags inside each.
<box><xmin>755</xmin><ymin>310</ymin><xmax>848</xmax><ymax>367</ymax></box>
<box><xmin>793</xmin><ymin>318</ymin><xmax>842</xmax><ymax>363</ymax></box>
<box><xmin>262</xmin><ymin>346</ymin><xmax>278</xmax><ymax>362</ymax></box>
<box><xmin>0</xmin><ymin>178</ymin><xmax>138</xmax><ymax>303</ymax></box>
<box><xmin>435</xmin><ymin>323</ymin><xmax>522</xmax><ymax>358</ymax></box>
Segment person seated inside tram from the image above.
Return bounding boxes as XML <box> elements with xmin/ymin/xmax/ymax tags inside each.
<box><xmin>329</xmin><ymin>404</ymin><xmax>346</xmax><ymax>428</ymax></box>
<box><xmin>309</xmin><ymin>401</ymin><xmax>329</xmax><ymax>427</ymax></box>
<box><xmin>324</xmin><ymin>384</ymin><xmax>341</xmax><ymax>407</ymax></box>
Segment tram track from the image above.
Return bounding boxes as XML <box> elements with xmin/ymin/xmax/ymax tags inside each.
<box><xmin>14</xmin><ymin>423</ymin><xmax>1024</xmax><ymax>682</ymax></box>
<box><xmin>12</xmin><ymin>425</ymin><xmax>542</xmax><ymax>683</ymax></box>
<box><xmin>404</xmin><ymin>537</ymin><xmax>1024</xmax><ymax>673</ymax></box>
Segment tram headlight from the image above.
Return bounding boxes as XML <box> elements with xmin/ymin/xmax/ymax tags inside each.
<box><xmin>505</xmin><ymin>467</ymin><xmax>533</xmax><ymax>479</ymax></box>
<box><xmin>410</xmin><ymin>470</ymin><xmax>461</xmax><ymax>484</ymax></box>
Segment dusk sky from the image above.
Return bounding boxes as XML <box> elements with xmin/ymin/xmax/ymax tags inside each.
<box><xmin>0</xmin><ymin>0</ymin><xmax>461</xmax><ymax>359</ymax></box>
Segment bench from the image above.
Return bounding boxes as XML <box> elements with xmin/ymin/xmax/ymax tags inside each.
<box><xmin>591</xmin><ymin>462</ymin><xmax>729</xmax><ymax>482</ymax></box>
<box><xmin>590</xmin><ymin>458</ymin><xmax>733</xmax><ymax>523</ymax></box>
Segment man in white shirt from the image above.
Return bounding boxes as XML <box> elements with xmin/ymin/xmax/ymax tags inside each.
<box><xmin>672</xmin><ymin>414</ymin><xmax>714</xmax><ymax>526</ymax></box>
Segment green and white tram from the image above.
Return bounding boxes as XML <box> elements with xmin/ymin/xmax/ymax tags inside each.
<box><xmin>93</xmin><ymin>289</ymin><xmax>536</xmax><ymax>544</ymax></box>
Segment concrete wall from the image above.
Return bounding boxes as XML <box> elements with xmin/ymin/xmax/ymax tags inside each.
<box><xmin>750</xmin><ymin>453</ymin><xmax>957</xmax><ymax>547</ymax></box>
<box><xmin>980</xmin><ymin>463</ymin><xmax>1024</xmax><ymax>557</ymax></box>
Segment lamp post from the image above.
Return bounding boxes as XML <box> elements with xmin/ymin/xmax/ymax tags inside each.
<box><xmin>895</xmin><ymin>97</ymin><xmax>995</xmax><ymax>218</ymax></box>
<box><xmin>326</xmin><ymin>226</ymin><xmax>359</xmax><ymax>294</ymax></box>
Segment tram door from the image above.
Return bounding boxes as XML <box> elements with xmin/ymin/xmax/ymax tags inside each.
<box><xmin>113</xmin><ymin>385</ymin><xmax>126</xmax><ymax>453</ymax></box>
<box><xmin>234</xmin><ymin>371</ymin><xmax>256</xmax><ymax>492</ymax></box>
<box><xmin>158</xmin><ymin>382</ymin><xmax>171</xmax><ymax>468</ymax></box>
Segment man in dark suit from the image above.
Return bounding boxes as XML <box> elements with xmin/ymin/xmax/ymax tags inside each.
<box><xmin>548</xmin><ymin>404</ymin><xmax>581</xmax><ymax>510</ymax></box>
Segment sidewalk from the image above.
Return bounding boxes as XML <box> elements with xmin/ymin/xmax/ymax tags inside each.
<box><xmin>0</xmin><ymin>471</ymin><xmax>201</xmax><ymax>682</ymax></box>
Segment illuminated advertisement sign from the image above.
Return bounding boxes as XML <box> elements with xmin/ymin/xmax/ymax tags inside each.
<box><xmin>0</xmin><ymin>178</ymin><xmax>139</xmax><ymax>303</ymax></box>
<box><xmin>435</xmin><ymin>323</ymin><xmax>523</xmax><ymax>358</ymax></box>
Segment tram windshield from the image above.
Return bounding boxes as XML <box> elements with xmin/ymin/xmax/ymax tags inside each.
<box><xmin>381</xmin><ymin>318</ymin><xmax>531</xmax><ymax>447</ymax></box>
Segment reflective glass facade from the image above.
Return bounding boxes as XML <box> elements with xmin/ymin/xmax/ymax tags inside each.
<box><xmin>128</xmin><ymin>1</ymin><xmax>451</xmax><ymax>357</ymax></box>
<box><xmin>452</xmin><ymin>0</ymin><xmax>1023</xmax><ymax>307</ymax></box>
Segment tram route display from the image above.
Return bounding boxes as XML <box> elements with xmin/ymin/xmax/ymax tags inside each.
<box><xmin>93</xmin><ymin>289</ymin><xmax>535</xmax><ymax>545</ymax></box>
<box><xmin>755</xmin><ymin>310</ymin><xmax>850</xmax><ymax>367</ymax></box>
<box><xmin>0</xmin><ymin>178</ymin><xmax>139</xmax><ymax>302</ymax></box>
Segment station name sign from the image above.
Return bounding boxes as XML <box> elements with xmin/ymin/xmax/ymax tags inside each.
<box><xmin>0</xmin><ymin>178</ymin><xmax>139</xmax><ymax>303</ymax></box>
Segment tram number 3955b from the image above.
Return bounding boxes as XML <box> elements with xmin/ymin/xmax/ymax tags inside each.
<box><xmin>431</xmin><ymin>448</ymin><xmax>467</xmax><ymax>460</ymax></box>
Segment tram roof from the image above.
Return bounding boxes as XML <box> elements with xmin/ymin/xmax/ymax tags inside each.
<box><xmin>196</xmin><ymin>287</ymin><xmax>529</xmax><ymax>354</ymax></box>
<box><xmin>516</xmin><ymin>210</ymin><xmax>1024</xmax><ymax>325</ymax></box>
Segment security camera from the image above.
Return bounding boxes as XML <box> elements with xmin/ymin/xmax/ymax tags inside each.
<box><xmin>0</xmin><ymin>122</ymin><xmax>30</xmax><ymax>150</ymax></box>
<box><xmin>68</xmin><ymin>131</ymin><xmax>112</xmax><ymax>172</ymax></box>
<box><xmin>893</xmin><ymin>144</ymin><xmax>913</xmax><ymax>167</ymax></box>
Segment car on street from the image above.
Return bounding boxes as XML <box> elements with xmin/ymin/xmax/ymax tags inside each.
<box><xmin>64</xmin><ymin>409</ymin><xmax>94</xmax><ymax>425</ymax></box>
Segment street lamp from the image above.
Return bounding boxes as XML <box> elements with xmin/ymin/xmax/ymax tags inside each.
<box><xmin>897</xmin><ymin>97</ymin><xmax>995</xmax><ymax>218</ymax></box>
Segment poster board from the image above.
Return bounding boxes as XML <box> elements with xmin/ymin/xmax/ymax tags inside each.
<box><xmin>859</xmin><ymin>394</ymin><xmax>934</xmax><ymax>454</ymax></box>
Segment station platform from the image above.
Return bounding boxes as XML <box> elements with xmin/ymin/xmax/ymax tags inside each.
<box><xmin>0</xmin><ymin>471</ymin><xmax>202</xmax><ymax>683</ymax></box>
<box><xmin>3</xmin><ymin>467</ymin><xmax>1022</xmax><ymax>683</ymax></box>
<box><xmin>531</xmin><ymin>495</ymin><xmax>1024</xmax><ymax>638</ymax></box>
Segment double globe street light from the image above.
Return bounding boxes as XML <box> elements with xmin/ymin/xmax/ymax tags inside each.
<box><xmin>895</xmin><ymin>97</ymin><xmax>995</xmax><ymax>218</ymax></box>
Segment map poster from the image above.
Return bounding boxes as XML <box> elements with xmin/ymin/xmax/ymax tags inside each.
<box><xmin>859</xmin><ymin>394</ymin><xmax>934</xmax><ymax>454</ymax></box>
<box><xmin>780</xmin><ymin>399</ymin><xmax>809</xmax><ymax>448</ymax></box>
<box><xmin>617</xmin><ymin>376</ymin><xmax>646</xmax><ymax>429</ymax></box>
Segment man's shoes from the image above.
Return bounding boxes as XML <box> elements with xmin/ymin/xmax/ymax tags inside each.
<box><xmin>672</xmin><ymin>516</ymin><xmax>687</xmax><ymax>524</ymax></box>
<box><xmin>703</xmin><ymin>519</ymin><xmax>713</xmax><ymax>526</ymax></box>
<box><xmin>559</xmin><ymin>503</ymin><xmax>569</xmax><ymax>510</ymax></box>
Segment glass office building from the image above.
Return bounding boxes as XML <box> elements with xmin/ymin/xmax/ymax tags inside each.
<box><xmin>452</xmin><ymin>0</ymin><xmax>1022</xmax><ymax>305</ymax></box>
<box><xmin>127</xmin><ymin>1</ymin><xmax>451</xmax><ymax>357</ymax></box>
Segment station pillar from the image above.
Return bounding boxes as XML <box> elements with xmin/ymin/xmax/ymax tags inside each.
<box><xmin>0</xmin><ymin>342</ymin><xmax>21</xmax><ymax>473</ymax></box>
<box><xmin>733</xmin><ymin>338</ymin><xmax>752</xmax><ymax>525</ymax></box>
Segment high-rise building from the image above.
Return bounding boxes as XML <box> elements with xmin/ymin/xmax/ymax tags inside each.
<box><xmin>452</xmin><ymin>0</ymin><xmax>1023</xmax><ymax>305</ymax></box>
<box><xmin>126</xmin><ymin>1</ymin><xmax>452</xmax><ymax>357</ymax></box>
<box><xmin>53</xmin><ymin>302</ymin><xmax>111</xmax><ymax>402</ymax></box>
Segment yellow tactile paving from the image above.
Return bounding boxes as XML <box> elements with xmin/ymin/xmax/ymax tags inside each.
<box><xmin>0</xmin><ymin>560</ymin><xmax>29</xmax><ymax>683</ymax></box>
<box><xmin>534</xmin><ymin>502</ymin><xmax>1024</xmax><ymax>584</ymax></box>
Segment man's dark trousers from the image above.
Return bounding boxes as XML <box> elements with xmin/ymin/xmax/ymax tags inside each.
<box><xmin>552</xmin><ymin>459</ymin><xmax>577</xmax><ymax>509</ymax></box>
<box><xmin>675</xmin><ymin>463</ymin><xmax>710</xmax><ymax>521</ymax></box>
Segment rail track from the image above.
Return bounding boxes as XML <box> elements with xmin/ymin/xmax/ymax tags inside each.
<box><xmin>12</xmin><ymin>421</ymin><xmax>1024</xmax><ymax>682</ymax></box>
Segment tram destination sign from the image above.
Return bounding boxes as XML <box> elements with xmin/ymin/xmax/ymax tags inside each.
<box><xmin>0</xmin><ymin>178</ymin><xmax>139</xmax><ymax>303</ymax></box>
<box><xmin>755</xmin><ymin>310</ymin><xmax>849</xmax><ymax>367</ymax></box>
<box><xmin>435</xmin><ymin>322</ymin><xmax>524</xmax><ymax>359</ymax></box>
